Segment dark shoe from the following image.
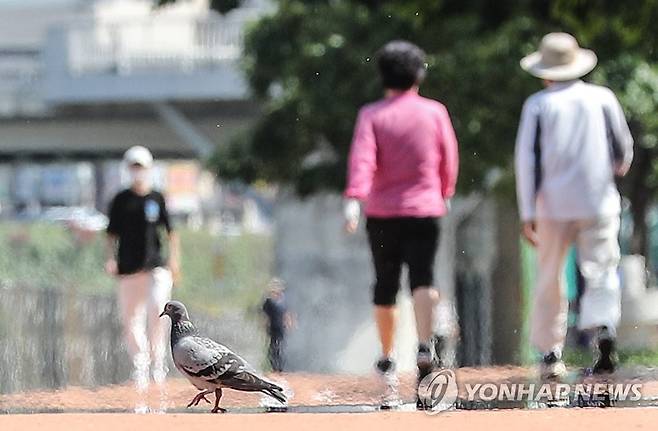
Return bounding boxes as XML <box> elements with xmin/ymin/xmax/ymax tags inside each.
<box><xmin>431</xmin><ymin>334</ymin><xmax>446</xmax><ymax>368</ymax></box>
<box><xmin>540</xmin><ymin>351</ymin><xmax>567</xmax><ymax>381</ymax></box>
<box><xmin>592</xmin><ymin>327</ymin><xmax>617</xmax><ymax>374</ymax></box>
<box><xmin>375</xmin><ymin>357</ymin><xmax>395</xmax><ymax>374</ymax></box>
<box><xmin>416</xmin><ymin>344</ymin><xmax>434</xmax><ymax>409</ymax></box>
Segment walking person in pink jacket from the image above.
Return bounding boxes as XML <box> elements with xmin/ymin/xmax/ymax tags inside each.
<box><xmin>344</xmin><ymin>40</ymin><xmax>459</xmax><ymax>408</ymax></box>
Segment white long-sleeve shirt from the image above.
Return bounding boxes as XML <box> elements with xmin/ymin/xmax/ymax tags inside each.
<box><xmin>515</xmin><ymin>80</ymin><xmax>634</xmax><ymax>222</ymax></box>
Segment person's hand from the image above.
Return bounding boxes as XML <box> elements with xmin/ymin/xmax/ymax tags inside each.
<box><xmin>104</xmin><ymin>258</ymin><xmax>118</xmax><ymax>276</ymax></box>
<box><xmin>522</xmin><ymin>221</ymin><xmax>538</xmax><ymax>247</ymax></box>
<box><xmin>284</xmin><ymin>312</ymin><xmax>297</xmax><ymax>331</ymax></box>
<box><xmin>614</xmin><ymin>161</ymin><xmax>631</xmax><ymax>177</ymax></box>
<box><xmin>344</xmin><ymin>198</ymin><xmax>360</xmax><ymax>234</ymax></box>
<box><xmin>169</xmin><ymin>260</ymin><xmax>181</xmax><ymax>285</ymax></box>
<box><xmin>344</xmin><ymin>219</ymin><xmax>359</xmax><ymax>234</ymax></box>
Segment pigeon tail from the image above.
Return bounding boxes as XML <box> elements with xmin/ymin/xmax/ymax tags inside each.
<box><xmin>262</xmin><ymin>383</ymin><xmax>287</xmax><ymax>404</ymax></box>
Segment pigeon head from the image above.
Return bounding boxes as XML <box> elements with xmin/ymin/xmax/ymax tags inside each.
<box><xmin>159</xmin><ymin>300</ymin><xmax>189</xmax><ymax>322</ymax></box>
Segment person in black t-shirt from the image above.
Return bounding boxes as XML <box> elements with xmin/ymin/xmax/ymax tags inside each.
<box><xmin>105</xmin><ymin>146</ymin><xmax>181</xmax><ymax>412</ymax></box>
<box><xmin>261</xmin><ymin>278</ymin><xmax>293</xmax><ymax>372</ymax></box>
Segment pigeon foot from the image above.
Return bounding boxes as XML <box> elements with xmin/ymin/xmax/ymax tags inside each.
<box><xmin>187</xmin><ymin>391</ymin><xmax>212</xmax><ymax>408</ymax></box>
<box><xmin>210</xmin><ymin>388</ymin><xmax>226</xmax><ymax>413</ymax></box>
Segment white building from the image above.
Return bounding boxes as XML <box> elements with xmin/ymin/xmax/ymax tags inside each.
<box><xmin>0</xmin><ymin>0</ymin><xmax>272</xmax><ymax>218</ymax></box>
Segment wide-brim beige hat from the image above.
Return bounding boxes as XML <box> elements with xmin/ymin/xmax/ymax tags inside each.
<box><xmin>521</xmin><ymin>32</ymin><xmax>597</xmax><ymax>81</ymax></box>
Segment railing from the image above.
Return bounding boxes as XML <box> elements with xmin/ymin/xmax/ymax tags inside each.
<box><xmin>0</xmin><ymin>283</ymin><xmax>263</xmax><ymax>396</ymax></box>
<box><xmin>65</xmin><ymin>17</ymin><xmax>246</xmax><ymax>76</ymax></box>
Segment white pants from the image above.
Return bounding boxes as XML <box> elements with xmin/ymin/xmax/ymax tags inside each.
<box><xmin>531</xmin><ymin>216</ymin><xmax>621</xmax><ymax>354</ymax></box>
<box><xmin>118</xmin><ymin>267</ymin><xmax>173</xmax><ymax>388</ymax></box>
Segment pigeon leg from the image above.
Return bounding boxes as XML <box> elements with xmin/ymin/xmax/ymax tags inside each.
<box><xmin>210</xmin><ymin>388</ymin><xmax>227</xmax><ymax>413</ymax></box>
<box><xmin>187</xmin><ymin>390</ymin><xmax>213</xmax><ymax>408</ymax></box>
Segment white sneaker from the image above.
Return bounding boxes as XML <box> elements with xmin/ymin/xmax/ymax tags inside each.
<box><xmin>133</xmin><ymin>368</ymin><xmax>150</xmax><ymax>415</ymax></box>
<box><xmin>539</xmin><ymin>352</ymin><xmax>567</xmax><ymax>381</ymax></box>
<box><xmin>155</xmin><ymin>383</ymin><xmax>169</xmax><ymax>414</ymax></box>
<box><xmin>375</xmin><ymin>358</ymin><xmax>401</xmax><ymax>408</ymax></box>
<box><xmin>134</xmin><ymin>404</ymin><xmax>150</xmax><ymax>414</ymax></box>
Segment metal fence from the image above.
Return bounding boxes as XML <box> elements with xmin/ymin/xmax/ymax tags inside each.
<box><xmin>0</xmin><ymin>284</ymin><xmax>265</xmax><ymax>395</ymax></box>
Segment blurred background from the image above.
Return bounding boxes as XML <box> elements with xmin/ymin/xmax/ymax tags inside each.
<box><xmin>2</xmin><ymin>0</ymin><xmax>658</xmax><ymax>397</ymax></box>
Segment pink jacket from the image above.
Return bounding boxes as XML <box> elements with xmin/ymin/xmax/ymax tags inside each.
<box><xmin>344</xmin><ymin>91</ymin><xmax>459</xmax><ymax>218</ymax></box>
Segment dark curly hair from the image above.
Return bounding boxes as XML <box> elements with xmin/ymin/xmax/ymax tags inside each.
<box><xmin>376</xmin><ymin>40</ymin><xmax>427</xmax><ymax>90</ymax></box>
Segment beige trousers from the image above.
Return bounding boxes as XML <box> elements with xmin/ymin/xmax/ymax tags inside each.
<box><xmin>118</xmin><ymin>267</ymin><xmax>173</xmax><ymax>388</ymax></box>
<box><xmin>531</xmin><ymin>216</ymin><xmax>621</xmax><ymax>354</ymax></box>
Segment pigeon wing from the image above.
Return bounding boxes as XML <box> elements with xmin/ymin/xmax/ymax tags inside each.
<box><xmin>173</xmin><ymin>336</ymin><xmax>254</xmax><ymax>382</ymax></box>
<box><xmin>173</xmin><ymin>336</ymin><xmax>229</xmax><ymax>376</ymax></box>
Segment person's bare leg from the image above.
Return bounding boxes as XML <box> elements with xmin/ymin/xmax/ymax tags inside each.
<box><xmin>117</xmin><ymin>274</ymin><xmax>150</xmax><ymax>412</ymax></box>
<box><xmin>413</xmin><ymin>287</ymin><xmax>438</xmax><ymax>345</ymax></box>
<box><xmin>374</xmin><ymin>304</ymin><xmax>400</xmax><ymax>407</ymax></box>
<box><xmin>375</xmin><ymin>305</ymin><xmax>397</xmax><ymax>357</ymax></box>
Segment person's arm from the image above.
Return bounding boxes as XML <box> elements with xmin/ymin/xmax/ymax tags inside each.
<box><xmin>168</xmin><ymin>231</ymin><xmax>181</xmax><ymax>283</ymax></box>
<box><xmin>284</xmin><ymin>311</ymin><xmax>296</xmax><ymax>331</ymax></box>
<box><xmin>105</xmin><ymin>234</ymin><xmax>118</xmax><ymax>275</ymax></box>
<box><xmin>438</xmin><ymin>105</ymin><xmax>459</xmax><ymax>204</ymax></box>
<box><xmin>344</xmin><ymin>108</ymin><xmax>377</xmax><ymax>233</ymax></box>
<box><xmin>605</xmin><ymin>91</ymin><xmax>634</xmax><ymax>176</ymax></box>
<box><xmin>343</xmin><ymin>198</ymin><xmax>361</xmax><ymax>233</ymax></box>
<box><xmin>160</xmin><ymin>194</ymin><xmax>181</xmax><ymax>283</ymax></box>
<box><xmin>262</xmin><ymin>298</ymin><xmax>272</xmax><ymax>331</ymax></box>
<box><xmin>105</xmin><ymin>196</ymin><xmax>120</xmax><ymax>275</ymax></box>
<box><xmin>515</xmin><ymin>98</ymin><xmax>540</xmax><ymax>246</ymax></box>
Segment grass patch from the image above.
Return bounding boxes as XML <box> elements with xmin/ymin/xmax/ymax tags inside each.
<box><xmin>0</xmin><ymin>222</ymin><xmax>272</xmax><ymax>315</ymax></box>
<box><xmin>563</xmin><ymin>347</ymin><xmax>658</xmax><ymax>368</ymax></box>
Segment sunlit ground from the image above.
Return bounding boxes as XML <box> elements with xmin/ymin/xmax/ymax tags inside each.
<box><xmin>4</xmin><ymin>366</ymin><xmax>658</xmax><ymax>414</ymax></box>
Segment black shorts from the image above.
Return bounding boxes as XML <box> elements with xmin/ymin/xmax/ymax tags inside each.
<box><xmin>366</xmin><ymin>217</ymin><xmax>440</xmax><ymax>306</ymax></box>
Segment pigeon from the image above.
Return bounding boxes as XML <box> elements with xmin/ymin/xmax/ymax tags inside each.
<box><xmin>160</xmin><ymin>300</ymin><xmax>287</xmax><ymax>413</ymax></box>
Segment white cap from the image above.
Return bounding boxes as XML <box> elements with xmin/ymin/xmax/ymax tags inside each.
<box><xmin>123</xmin><ymin>146</ymin><xmax>153</xmax><ymax>168</ymax></box>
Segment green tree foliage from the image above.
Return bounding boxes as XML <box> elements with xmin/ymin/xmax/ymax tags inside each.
<box><xmin>171</xmin><ymin>0</ymin><xmax>658</xmax><ymax>255</ymax></box>
<box><xmin>215</xmin><ymin>0</ymin><xmax>555</xmax><ymax>195</ymax></box>
<box><xmin>550</xmin><ymin>0</ymin><xmax>658</xmax><ymax>256</ymax></box>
